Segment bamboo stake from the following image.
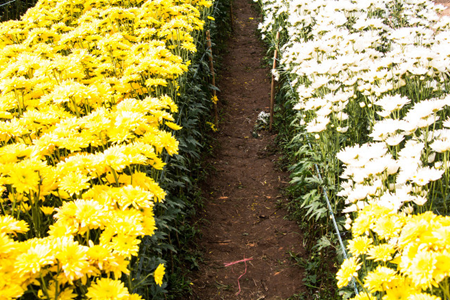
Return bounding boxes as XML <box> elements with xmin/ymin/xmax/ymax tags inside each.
<box><xmin>206</xmin><ymin>30</ymin><xmax>219</xmax><ymax>128</ymax></box>
<box><xmin>269</xmin><ymin>31</ymin><xmax>280</xmax><ymax>131</ymax></box>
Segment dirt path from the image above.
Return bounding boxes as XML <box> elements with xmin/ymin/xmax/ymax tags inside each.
<box><xmin>437</xmin><ymin>0</ymin><xmax>450</xmax><ymax>15</ymax></box>
<box><xmin>188</xmin><ymin>0</ymin><xmax>306</xmax><ymax>299</ymax></box>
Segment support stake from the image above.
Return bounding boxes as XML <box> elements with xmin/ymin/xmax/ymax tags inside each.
<box><xmin>269</xmin><ymin>31</ymin><xmax>280</xmax><ymax>131</ymax></box>
<box><xmin>206</xmin><ymin>30</ymin><xmax>219</xmax><ymax>128</ymax></box>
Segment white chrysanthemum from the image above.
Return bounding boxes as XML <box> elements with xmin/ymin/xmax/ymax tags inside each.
<box><xmin>306</xmin><ymin>116</ymin><xmax>330</xmax><ymax>133</ymax></box>
<box><xmin>385</xmin><ymin>134</ymin><xmax>405</xmax><ymax>146</ymax></box>
<box><xmin>370</xmin><ymin>119</ymin><xmax>407</xmax><ymax>141</ymax></box>
<box><xmin>399</xmin><ymin>140</ymin><xmax>424</xmax><ymax>159</ymax></box>
<box><xmin>411</xmin><ymin>166</ymin><xmax>444</xmax><ymax>186</ymax></box>
<box><xmin>374</xmin><ymin>94</ymin><xmax>411</xmax><ymax>114</ymax></box>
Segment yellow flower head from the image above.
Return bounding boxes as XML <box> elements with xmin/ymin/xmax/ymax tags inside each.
<box><xmin>0</xmin><ymin>232</ymin><xmax>19</xmax><ymax>258</ymax></box>
<box><xmin>154</xmin><ymin>263</ymin><xmax>165</xmax><ymax>286</ymax></box>
<box><xmin>102</xmin><ymin>253</ymin><xmax>130</xmax><ymax>279</ymax></box>
<box><xmin>165</xmin><ymin>121</ymin><xmax>182</xmax><ymax>131</ymax></box>
<box><xmin>109</xmin><ymin>234</ymin><xmax>141</xmax><ymax>259</ymax></box>
<box><xmin>336</xmin><ymin>257</ymin><xmax>361</xmax><ymax>288</ymax></box>
<box><xmin>7</xmin><ymin>161</ymin><xmax>41</xmax><ymax>194</ymax></box>
<box><xmin>347</xmin><ymin>236</ymin><xmax>372</xmax><ymax>257</ymax></box>
<box><xmin>117</xmin><ymin>185</ymin><xmax>153</xmax><ymax>210</ymax></box>
<box><xmin>372</xmin><ymin>214</ymin><xmax>404</xmax><ymax>240</ymax></box>
<box><xmin>87</xmin><ymin>278</ymin><xmax>130</xmax><ymax>300</ymax></box>
<box><xmin>367</xmin><ymin>244</ymin><xmax>396</xmax><ymax>262</ymax></box>
<box><xmin>131</xmin><ymin>172</ymin><xmax>166</xmax><ymax>202</ymax></box>
<box><xmin>364</xmin><ymin>266</ymin><xmax>398</xmax><ymax>292</ymax></box>
<box><xmin>54</xmin><ymin>199</ymin><xmax>107</xmax><ymax>234</ymax></box>
<box><xmin>408</xmin><ymin>293</ymin><xmax>442</xmax><ymax>300</ymax></box>
<box><xmin>350</xmin><ymin>293</ymin><xmax>377</xmax><ymax>300</ymax></box>
<box><xmin>351</xmin><ymin>211</ymin><xmax>372</xmax><ymax>237</ymax></box>
<box><xmin>40</xmin><ymin>206</ymin><xmax>55</xmax><ymax>215</ymax></box>
<box><xmin>0</xmin><ymin>215</ymin><xmax>29</xmax><ymax>235</ymax></box>
<box><xmin>15</xmin><ymin>243</ymin><xmax>54</xmax><ymax>275</ymax></box>
<box><xmin>54</xmin><ymin>238</ymin><xmax>91</xmax><ymax>284</ymax></box>
<box><xmin>402</xmin><ymin>250</ymin><xmax>438</xmax><ymax>289</ymax></box>
<box><xmin>59</xmin><ymin>171</ymin><xmax>91</xmax><ymax>196</ymax></box>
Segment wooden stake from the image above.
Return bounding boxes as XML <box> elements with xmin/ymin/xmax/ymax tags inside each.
<box><xmin>269</xmin><ymin>31</ymin><xmax>280</xmax><ymax>131</ymax></box>
<box><xmin>206</xmin><ymin>30</ymin><xmax>219</xmax><ymax>128</ymax></box>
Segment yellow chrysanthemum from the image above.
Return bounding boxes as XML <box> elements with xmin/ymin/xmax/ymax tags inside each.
<box><xmin>0</xmin><ymin>233</ymin><xmax>18</xmax><ymax>257</ymax></box>
<box><xmin>7</xmin><ymin>163</ymin><xmax>40</xmax><ymax>193</ymax></box>
<box><xmin>154</xmin><ymin>263</ymin><xmax>165</xmax><ymax>286</ymax></box>
<box><xmin>403</xmin><ymin>250</ymin><xmax>437</xmax><ymax>289</ymax></box>
<box><xmin>117</xmin><ymin>185</ymin><xmax>153</xmax><ymax>210</ymax></box>
<box><xmin>0</xmin><ymin>279</ymin><xmax>25</xmax><ymax>300</ymax></box>
<box><xmin>372</xmin><ymin>214</ymin><xmax>404</xmax><ymax>240</ymax></box>
<box><xmin>54</xmin><ymin>238</ymin><xmax>91</xmax><ymax>284</ymax></box>
<box><xmin>367</xmin><ymin>243</ymin><xmax>396</xmax><ymax>262</ymax></box>
<box><xmin>59</xmin><ymin>171</ymin><xmax>91</xmax><ymax>196</ymax></box>
<box><xmin>165</xmin><ymin>121</ymin><xmax>182</xmax><ymax>131</ymax></box>
<box><xmin>141</xmin><ymin>208</ymin><xmax>157</xmax><ymax>236</ymax></box>
<box><xmin>0</xmin><ymin>215</ymin><xmax>29</xmax><ymax>234</ymax></box>
<box><xmin>347</xmin><ymin>236</ymin><xmax>372</xmax><ymax>257</ymax></box>
<box><xmin>87</xmin><ymin>243</ymin><xmax>114</xmax><ymax>270</ymax></box>
<box><xmin>398</xmin><ymin>215</ymin><xmax>432</xmax><ymax>250</ymax></box>
<box><xmin>433</xmin><ymin>251</ymin><xmax>450</xmax><ymax>283</ymax></box>
<box><xmin>131</xmin><ymin>172</ymin><xmax>166</xmax><ymax>202</ymax></box>
<box><xmin>364</xmin><ymin>266</ymin><xmax>398</xmax><ymax>292</ymax></box>
<box><xmin>86</xmin><ymin>278</ymin><xmax>130</xmax><ymax>300</ymax></box>
<box><xmin>381</xmin><ymin>276</ymin><xmax>418</xmax><ymax>300</ymax></box>
<box><xmin>432</xmin><ymin>225</ymin><xmax>450</xmax><ymax>250</ymax></box>
<box><xmin>351</xmin><ymin>211</ymin><xmax>372</xmax><ymax>237</ymax></box>
<box><xmin>408</xmin><ymin>293</ymin><xmax>441</xmax><ymax>300</ymax></box>
<box><xmin>15</xmin><ymin>244</ymin><xmax>54</xmax><ymax>275</ymax></box>
<box><xmin>40</xmin><ymin>206</ymin><xmax>55</xmax><ymax>215</ymax></box>
<box><xmin>109</xmin><ymin>234</ymin><xmax>141</xmax><ymax>258</ymax></box>
<box><xmin>336</xmin><ymin>257</ymin><xmax>361</xmax><ymax>288</ymax></box>
<box><xmin>102</xmin><ymin>253</ymin><xmax>130</xmax><ymax>279</ymax></box>
<box><xmin>350</xmin><ymin>293</ymin><xmax>377</xmax><ymax>300</ymax></box>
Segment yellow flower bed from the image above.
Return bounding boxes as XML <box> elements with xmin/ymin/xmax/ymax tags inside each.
<box><xmin>338</xmin><ymin>204</ymin><xmax>450</xmax><ymax>300</ymax></box>
<box><xmin>0</xmin><ymin>0</ymin><xmax>212</xmax><ymax>298</ymax></box>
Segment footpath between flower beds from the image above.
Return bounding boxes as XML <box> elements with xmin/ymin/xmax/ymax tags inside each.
<box><xmin>188</xmin><ymin>0</ymin><xmax>307</xmax><ymax>299</ymax></box>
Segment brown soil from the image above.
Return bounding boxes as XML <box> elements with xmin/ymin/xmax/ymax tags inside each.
<box><xmin>437</xmin><ymin>0</ymin><xmax>450</xmax><ymax>16</ymax></box>
<box><xmin>187</xmin><ymin>0</ymin><xmax>306</xmax><ymax>299</ymax></box>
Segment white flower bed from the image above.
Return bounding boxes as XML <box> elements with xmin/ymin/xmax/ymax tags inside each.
<box><xmin>258</xmin><ymin>0</ymin><xmax>450</xmax><ymax>217</ymax></box>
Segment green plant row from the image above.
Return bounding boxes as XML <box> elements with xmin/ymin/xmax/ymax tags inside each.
<box><xmin>143</xmin><ymin>2</ymin><xmax>233</xmax><ymax>297</ymax></box>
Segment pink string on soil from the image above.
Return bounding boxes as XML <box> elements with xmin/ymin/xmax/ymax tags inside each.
<box><xmin>224</xmin><ymin>257</ymin><xmax>253</xmax><ymax>296</ymax></box>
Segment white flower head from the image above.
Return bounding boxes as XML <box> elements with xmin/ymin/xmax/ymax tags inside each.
<box><xmin>374</xmin><ymin>94</ymin><xmax>410</xmax><ymax>114</ymax></box>
<box><xmin>411</xmin><ymin>166</ymin><xmax>444</xmax><ymax>186</ymax></box>
<box><xmin>385</xmin><ymin>134</ymin><xmax>404</xmax><ymax>146</ymax></box>
<box><xmin>306</xmin><ymin>116</ymin><xmax>330</xmax><ymax>133</ymax></box>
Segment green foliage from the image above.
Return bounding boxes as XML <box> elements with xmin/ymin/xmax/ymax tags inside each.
<box><xmin>0</xmin><ymin>0</ymin><xmax>38</xmax><ymax>21</ymax></box>
<box><xmin>271</xmin><ymin>72</ymin><xmax>343</xmax><ymax>300</ymax></box>
<box><xmin>129</xmin><ymin>1</ymin><xmax>232</xmax><ymax>298</ymax></box>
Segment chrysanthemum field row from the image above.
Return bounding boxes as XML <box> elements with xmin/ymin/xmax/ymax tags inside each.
<box><xmin>258</xmin><ymin>0</ymin><xmax>450</xmax><ymax>298</ymax></box>
<box><xmin>0</xmin><ymin>0</ymin><xmax>214</xmax><ymax>299</ymax></box>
